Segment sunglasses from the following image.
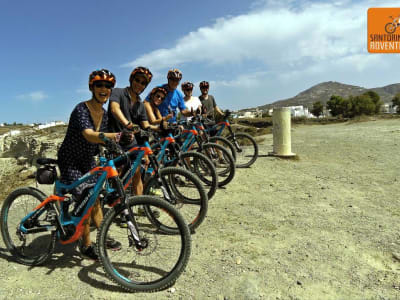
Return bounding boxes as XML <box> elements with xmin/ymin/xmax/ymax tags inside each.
<box><xmin>134</xmin><ymin>77</ymin><xmax>148</xmax><ymax>86</ymax></box>
<box><xmin>184</xmin><ymin>88</ymin><xmax>193</xmax><ymax>92</ymax></box>
<box><xmin>154</xmin><ymin>93</ymin><xmax>165</xmax><ymax>100</ymax></box>
<box><xmin>93</xmin><ymin>81</ymin><xmax>113</xmax><ymax>89</ymax></box>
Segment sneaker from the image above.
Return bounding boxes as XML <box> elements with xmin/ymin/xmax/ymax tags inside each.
<box><xmin>81</xmin><ymin>244</ymin><xmax>99</xmax><ymax>261</ymax></box>
<box><xmin>118</xmin><ymin>215</ymin><xmax>128</xmax><ymax>228</ymax></box>
<box><xmin>105</xmin><ymin>236</ymin><xmax>122</xmax><ymax>251</ymax></box>
<box><xmin>149</xmin><ymin>187</ymin><xmax>163</xmax><ymax>197</ymax></box>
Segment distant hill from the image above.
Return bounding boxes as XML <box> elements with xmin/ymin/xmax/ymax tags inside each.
<box><xmin>244</xmin><ymin>81</ymin><xmax>400</xmax><ymax>111</ymax></box>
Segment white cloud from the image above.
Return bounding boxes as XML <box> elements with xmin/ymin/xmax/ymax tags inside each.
<box><xmin>123</xmin><ymin>1</ymin><xmax>392</xmax><ymax>71</ymax></box>
<box><xmin>16</xmin><ymin>91</ymin><xmax>48</xmax><ymax>102</ymax></box>
<box><xmin>122</xmin><ymin>0</ymin><xmax>400</xmax><ymax>109</ymax></box>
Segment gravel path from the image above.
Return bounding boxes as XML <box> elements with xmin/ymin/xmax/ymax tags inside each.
<box><xmin>1</xmin><ymin>118</ymin><xmax>400</xmax><ymax>300</ymax></box>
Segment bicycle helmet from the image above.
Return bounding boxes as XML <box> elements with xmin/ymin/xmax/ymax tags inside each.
<box><xmin>199</xmin><ymin>81</ymin><xmax>209</xmax><ymax>89</ymax></box>
<box><xmin>89</xmin><ymin>69</ymin><xmax>116</xmax><ymax>90</ymax></box>
<box><xmin>129</xmin><ymin>66</ymin><xmax>153</xmax><ymax>87</ymax></box>
<box><xmin>167</xmin><ymin>68</ymin><xmax>183</xmax><ymax>81</ymax></box>
<box><xmin>181</xmin><ymin>81</ymin><xmax>194</xmax><ymax>91</ymax></box>
<box><xmin>150</xmin><ymin>87</ymin><xmax>168</xmax><ymax>101</ymax></box>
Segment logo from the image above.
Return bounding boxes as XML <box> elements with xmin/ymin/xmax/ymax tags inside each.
<box><xmin>368</xmin><ymin>8</ymin><xmax>400</xmax><ymax>53</ymax></box>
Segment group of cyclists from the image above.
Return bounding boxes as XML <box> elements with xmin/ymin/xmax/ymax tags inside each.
<box><xmin>57</xmin><ymin>67</ymin><xmax>224</xmax><ymax>260</ymax></box>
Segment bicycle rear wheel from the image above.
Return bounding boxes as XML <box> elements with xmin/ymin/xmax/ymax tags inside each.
<box><xmin>143</xmin><ymin>167</ymin><xmax>208</xmax><ymax>233</ymax></box>
<box><xmin>228</xmin><ymin>133</ymin><xmax>259</xmax><ymax>168</ymax></box>
<box><xmin>97</xmin><ymin>196</ymin><xmax>191</xmax><ymax>292</ymax></box>
<box><xmin>0</xmin><ymin>187</ymin><xmax>56</xmax><ymax>266</ymax></box>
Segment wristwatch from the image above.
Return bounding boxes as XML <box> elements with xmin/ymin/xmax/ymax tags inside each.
<box><xmin>125</xmin><ymin>121</ymin><xmax>132</xmax><ymax>128</ymax></box>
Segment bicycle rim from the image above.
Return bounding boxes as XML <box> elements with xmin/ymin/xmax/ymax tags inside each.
<box><xmin>97</xmin><ymin>196</ymin><xmax>191</xmax><ymax>292</ymax></box>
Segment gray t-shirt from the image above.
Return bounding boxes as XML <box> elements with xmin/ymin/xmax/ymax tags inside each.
<box><xmin>107</xmin><ymin>87</ymin><xmax>148</xmax><ymax>132</ymax></box>
<box><xmin>199</xmin><ymin>94</ymin><xmax>217</xmax><ymax>120</ymax></box>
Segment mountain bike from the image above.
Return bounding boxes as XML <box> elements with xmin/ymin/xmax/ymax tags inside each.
<box><xmin>113</xmin><ymin>129</ymin><xmax>208</xmax><ymax>234</ymax></box>
<box><xmin>385</xmin><ymin>15</ymin><xmax>400</xmax><ymax>34</ymax></box>
<box><xmin>204</xmin><ymin>111</ymin><xmax>258</xmax><ymax>168</ymax></box>
<box><xmin>176</xmin><ymin>121</ymin><xmax>236</xmax><ymax>187</ymax></box>
<box><xmin>149</xmin><ymin>126</ymin><xmax>218</xmax><ymax>201</ymax></box>
<box><xmin>0</xmin><ymin>138</ymin><xmax>191</xmax><ymax>292</ymax></box>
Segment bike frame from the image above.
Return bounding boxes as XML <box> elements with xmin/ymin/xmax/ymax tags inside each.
<box><xmin>113</xmin><ymin>141</ymin><xmax>177</xmax><ymax>204</ymax></box>
<box><xmin>19</xmin><ymin>153</ymin><xmax>144</xmax><ymax>248</ymax></box>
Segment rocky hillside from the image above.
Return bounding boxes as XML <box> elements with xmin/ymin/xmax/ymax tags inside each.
<box><xmin>0</xmin><ymin>125</ymin><xmax>66</xmax><ymax>200</ymax></box>
<box><xmin>247</xmin><ymin>81</ymin><xmax>400</xmax><ymax>111</ymax></box>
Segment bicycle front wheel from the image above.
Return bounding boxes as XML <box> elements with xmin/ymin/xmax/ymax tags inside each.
<box><xmin>178</xmin><ymin>151</ymin><xmax>218</xmax><ymax>201</ymax></box>
<box><xmin>97</xmin><ymin>196</ymin><xmax>191</xmax><ymax>292</ymax></box>
<box><xmin>0</xmin><ymin>187</ymin><xmax>56</xmax><ymax>266</ymax></box>
<box><xmin>228</xmin><ymin>133</ymin><xmax>259</xmax><ymax>168</ymax></box>
<box><xmin>200</xmin><ymin>143</ymin><xmax>236</xmax><ymax>187</ymax></box>
<box><xmin>208</xmin><ymin>135</ymin><xmax>237</xmax><ymax>162</ymax></box>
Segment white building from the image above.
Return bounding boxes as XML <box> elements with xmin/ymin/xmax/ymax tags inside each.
<box><xmin>36</xmin><ymin>121</ymin><xmax>66</xmax><ymax>130</ymax></box>
<box><xmin>382</xmin><ymin>103</ymin><xmax>398</xmax><ymax>113</ymax></box>
<box><xmin>269</xmin><ymin>106</ymin><xmax>315</xmax><ymax>118</ymax></box>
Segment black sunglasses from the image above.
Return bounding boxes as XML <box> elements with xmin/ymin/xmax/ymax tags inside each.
<box><xmin>93</xmin><ymin>81</ymin><xmax>113</xmax><ymax>89</ymax></box>
<box><xmin>134</xmin><ymin>77</ymin><xmax>147</xmax><ymax>86</ymax></box>
<box><xmin>154</xmin><ymin>93</ymin><xmax>165</xmax><ymax>100</ymax></box>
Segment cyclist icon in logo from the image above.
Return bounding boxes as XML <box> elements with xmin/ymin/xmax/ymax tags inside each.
<box><xmin>385</xmin><ymin>15</ymin><xmax>400</xmax><ymax>34</ymax></box>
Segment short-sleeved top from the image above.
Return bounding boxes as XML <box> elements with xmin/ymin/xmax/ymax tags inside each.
<box><xmin>107</xmin><ymin>87</ymin><xmax>148</xmax><ymax>132</ymax></box>
<box><xmin>181</xmin><ymin>96</ymin><xmax>202</xmax><ymax>121</ymax></box>
<box><xmin>57</xmin><ymin>101</ymin><xmax>108</xmax><ymax>184</ymax></box>
<box><xmin>146</xmin><ymin>84</ymin><xmax>186</xmax><ymax>123</ymax></box>
<box><xmin>199</xmin><ymin>94</ymin><xmax>217</xmax><ymax>120</ymax></box>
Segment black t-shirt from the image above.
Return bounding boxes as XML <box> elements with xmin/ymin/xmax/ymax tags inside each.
<box><xmin>199</xmin><ymin>94</ymin><xmax>217</xmax><ymax>120</ymax></box>
<box><xmin>107</xmin><ymin>87</ymin><xmax>148</xmax><ymax>132</ymax></box>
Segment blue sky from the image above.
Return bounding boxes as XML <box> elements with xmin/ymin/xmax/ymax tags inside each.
<box><xmin>1</xmin><ymin>0</ymin><xmax>399</xmax><ymax>123</ymax></box>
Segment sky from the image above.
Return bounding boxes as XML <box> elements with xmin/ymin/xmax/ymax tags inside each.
<box><xmin>1</xmin><ymin>0</ymin><xmax>400</xmax><ymax>123</ymax></box>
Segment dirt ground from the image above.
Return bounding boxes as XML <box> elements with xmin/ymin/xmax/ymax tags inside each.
<box><xmin>1</xmin><ymin>118</ymin><xmax>400</xmax><ymax>300</ymax></box>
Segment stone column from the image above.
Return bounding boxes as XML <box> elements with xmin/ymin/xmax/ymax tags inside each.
<box><xmin>269</xmin><ymin>107</ymin><xmax>296</xmax><ymax>157</ymax></box>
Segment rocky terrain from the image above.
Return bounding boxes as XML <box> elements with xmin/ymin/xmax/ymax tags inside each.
<box><xmin>0</xmin><ymin>126</ymin><xmax>65</xmax><ymax>200</ymax></box>
<box><xmin>0</xmin><ymin>119</ymin><xmax>400</xmax><ymax>299</ymax></box>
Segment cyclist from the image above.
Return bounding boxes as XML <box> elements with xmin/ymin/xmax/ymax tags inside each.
<box><xmin>181</xmin><ymin>81</ymin><xmax>201</xmax><ymax>121</ymax></box>
<box><xmin>198</xmin><ymin>81</ymin><xmax>223</xmax><ymax>121</ymax></box>
<box><xmin>145</xmin><ymin>68</ymin><xmax>192</xmax><ymax>123</ymax></box>
<box><xmin>143</xmin><ymin>86</ymin><xmax>173</xmax><ymax>127</ymax></box>
<box><xmin>107</xmin><ymin>66</ymin><xmax>157</xmax><ymax>197</ymax></box>
<box><xmin>57</xmin><ymin>69</ymin><xmax>131</xmax><ymax>260</ymax></box>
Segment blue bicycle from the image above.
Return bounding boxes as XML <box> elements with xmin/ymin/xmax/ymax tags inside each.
<box><xmin>0</xmin><ymin>138</ymin><xmax>191</xmax><ymax>292</ymax></box>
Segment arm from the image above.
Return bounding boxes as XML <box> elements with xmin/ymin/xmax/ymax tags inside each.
<box><xmin>82</xmin><ymin>129</ymin><xmax>118</xmax><ymax>144</ymax></box>
<box><xmin>144</xmin><ymin>101</ymin><xmax>163</xmax><ymax>125</ymax></box>
<box><xmin>110</xmin><ymin>101</ymin><xmax>134</xmax><ymax>128</ymax></box>
<box><xmin>141</xmin><ymin>120</ymin><xmax>160</xmax><ymax>131</ymax></box>
<box><xmin>215</xmin><ymin>106</ymin><xmax>224</xmax><ymax>116</ymax></box>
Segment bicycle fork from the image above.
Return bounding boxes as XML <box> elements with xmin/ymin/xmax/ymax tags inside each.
<box><xmin>110</xmin><ymin>177</ymin><xmax>145</xmax><ymax>250</ymax></box>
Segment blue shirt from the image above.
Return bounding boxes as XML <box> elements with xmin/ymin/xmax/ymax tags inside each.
<box><xmin>145</xmin><ymin>84</ymin><xmax>186</xmax><ymax>123</ymax></box>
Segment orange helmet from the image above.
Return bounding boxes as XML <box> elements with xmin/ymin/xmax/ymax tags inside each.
<box><xmin>181</xmin><ymin>81</ymin><xmax>194</xmax><ymax>90</ymax></box>
<box><xmin>89</xmin><ymin>69</ymin><xmax>116</xmax><ymax>90</ymax></box>
<box><xmin>129</xmin><ymin>67</ymin><xmax>153</xmax><ymax>87</ymax></box>
<box><xmin>167</xmin><ymin>68</ymin><xmax>183</xmax><ymax>81</ymax></box>
<box><xmin>199</xmin><ymin>81</ymin><xmax>209</xmax><ymax>89</ymax></box>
